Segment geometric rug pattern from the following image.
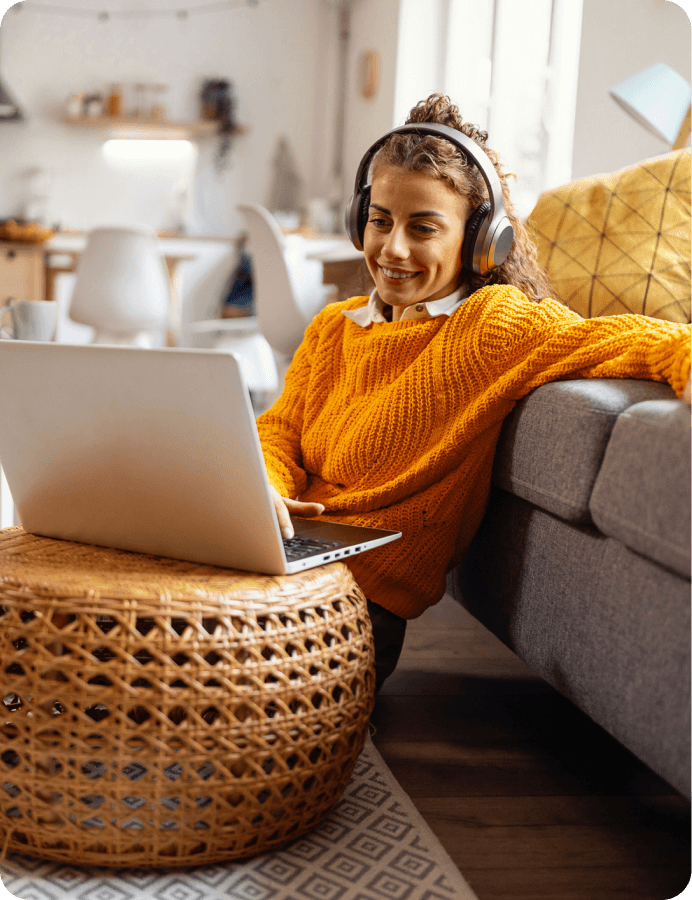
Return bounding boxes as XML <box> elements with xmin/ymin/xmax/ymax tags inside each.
<box><xmin>527</xmin><ymin>149</ymin><xmax>691</xmax><ymax>323</ymax></box>
<box><xmin>0</xmin><ymin>736</ymin><xmax>479</xmax><ymax>900</ymax></box>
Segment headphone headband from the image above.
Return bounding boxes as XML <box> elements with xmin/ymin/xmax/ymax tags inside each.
<box><xmin>345</xmin><ymin>123</ymin><xmax>514</xmax><ymax>275</ymax></box>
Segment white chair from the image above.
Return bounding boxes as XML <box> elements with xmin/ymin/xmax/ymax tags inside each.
<box><xmin>68</xmin><ymin>226</ymin><xmax>171</xmax><ymax>347</ymax></box>
<box><xmin>236</xmin><ymin>203</ymin><xmax>335</xmax><ymax>389</ymax></box>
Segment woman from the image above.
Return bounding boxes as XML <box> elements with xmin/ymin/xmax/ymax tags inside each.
<box><xmin>257</xmin><ymin>94</ymin><xmax>691</xmax><ymax>691</ymax></box>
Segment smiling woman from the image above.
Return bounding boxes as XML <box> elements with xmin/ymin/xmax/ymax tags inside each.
<box><xmin>256</xmin><ymin>93</ymin><xmax>691</xmax><ymax>693</ymax></box>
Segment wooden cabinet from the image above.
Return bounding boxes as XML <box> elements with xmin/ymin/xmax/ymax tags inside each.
<box><xmin>0</xmin><ymin>243</ymin><xmax>46</xmax><ymax>305</ymax></box>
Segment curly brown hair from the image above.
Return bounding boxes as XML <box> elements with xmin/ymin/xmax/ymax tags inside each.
<box><xmin>371</xmin><ymin>94</ymin><xmax>552</xmax><ymax>303</ymax></box>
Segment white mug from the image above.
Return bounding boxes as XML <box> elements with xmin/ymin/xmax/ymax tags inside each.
<box><xmin>0</xmin><ymin>299</ymin><xmax>58</xmax><ymax>341</ymax></box>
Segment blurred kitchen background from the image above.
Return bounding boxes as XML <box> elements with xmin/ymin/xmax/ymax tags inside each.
<box><xmin>0</xmin><ymin>0</ymin><xmax>688</xmax><ymax>341</ymax></box>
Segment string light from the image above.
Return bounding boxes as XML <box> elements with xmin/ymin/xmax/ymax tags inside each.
<box><xmin>13</xmin><ymin>0</ymin><xmax>259</xmax><ymax>20</ymax></box>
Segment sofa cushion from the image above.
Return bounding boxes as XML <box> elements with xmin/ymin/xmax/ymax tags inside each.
<box><xmin>527</xmin><ymin>150</ymin><xmax>691</xmax><ymax>323</ymax></box>
<box><xmin>493</xmin><ymin>378</ymin><xmax>676</xmax><ymax>524</ymax></box>
<box><xmin>590</xmin><ymin>399</ymin><xmax>691</xmax><ymax>577</ymax></box>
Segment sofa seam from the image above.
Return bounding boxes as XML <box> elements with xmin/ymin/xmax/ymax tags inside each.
<box><xmin>590</xmin><ymin>505</ymin><xmax>690</xmax><ymax>575</ymax></box>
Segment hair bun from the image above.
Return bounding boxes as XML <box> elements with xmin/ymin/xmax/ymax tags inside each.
<box><xmin>406</xmin><ymin>93</ymin><xmax>488</xmax><ymax>145</ymax></box>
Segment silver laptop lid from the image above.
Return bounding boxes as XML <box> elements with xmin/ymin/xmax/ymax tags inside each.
<box><xmin>0</xmin><ymin>342</ymin><xmax>288</xmax><ymax>573</ymax></box>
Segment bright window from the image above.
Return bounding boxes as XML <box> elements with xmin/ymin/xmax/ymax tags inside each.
<box><xmin>394</xmin><ymin>0</ymin><xmax>583</xmax><ymax>218</ymax></box>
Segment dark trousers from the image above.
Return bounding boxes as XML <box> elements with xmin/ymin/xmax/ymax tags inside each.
<box><xmin>366</xmin><ymin>599</ymin><xmax>407</xmax><ymax>693</ymax></box>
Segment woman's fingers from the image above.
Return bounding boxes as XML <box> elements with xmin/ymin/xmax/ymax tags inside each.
<box><xmin>283</xmin><ymin>497</ymin><xmax>325</xmax><ymax>518</ymax></box>
<box><xmin>269</xmin><ymin>487</ymin><xmax>325</xmax><ymax>539</ymax></box>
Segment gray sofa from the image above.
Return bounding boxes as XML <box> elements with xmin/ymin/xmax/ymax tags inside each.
<box><xmin>448</xmin><ymin>377</ymin><xmax>691</xmax><ymax>797</ymax></box>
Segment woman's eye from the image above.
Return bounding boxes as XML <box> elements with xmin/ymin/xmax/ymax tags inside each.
<box><xmin>368</xmin><ymin>217</ymin><xmax>389</xmax><ymax>228</ymax></box>
<box><xmin>415</xmin><ymin>224</ymin><xmax>436</xmax><ymax>234</ymax></box>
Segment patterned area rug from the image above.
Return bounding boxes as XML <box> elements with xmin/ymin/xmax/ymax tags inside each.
<box><xmin>0</xmin><ymin>736</ymin><xmax>478</xmax><ymax>900</ymax></box>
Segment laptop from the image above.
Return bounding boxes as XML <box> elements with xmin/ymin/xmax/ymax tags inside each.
<box><xmin>0</xmin><ymin>341</ymin><xmax>401</xmax><ymax>574</ymax></box>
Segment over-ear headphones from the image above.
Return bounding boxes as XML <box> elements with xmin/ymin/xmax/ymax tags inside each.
<box><xmin>345</xmin><ymin>123</ymin><xmax>514</xmax><ymax>276</ymax></box>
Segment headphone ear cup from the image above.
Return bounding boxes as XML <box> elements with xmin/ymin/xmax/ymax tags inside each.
<box><xmin>345</xmin><ymin>195</ymin><xmax>359</xmax><ymax>248</ymax></box>
<box><xmin>357</xmin><ymin>186</ymin><xmax>371</xmax><ymax>248</ymax></box>
<box><xmin>461</xmin><ymin>202</ymin><xmax>490</xmax><ymax>273</ymax></box>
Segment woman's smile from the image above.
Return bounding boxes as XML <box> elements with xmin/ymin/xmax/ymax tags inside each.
<box><xmin>380</xmin><ymin>266</ymin><xmax>421</xmax><ymax>281</ymax></box>
<box><xmin>364</xmin><ymin>165</ymin><xmax>470</xmax><ymax>319</ymax></box>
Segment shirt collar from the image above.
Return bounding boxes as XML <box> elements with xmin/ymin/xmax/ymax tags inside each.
<box><xmin>343</xmin><ymin>285</ymin><xmax>467</xmax><ymax>327</ymax></box>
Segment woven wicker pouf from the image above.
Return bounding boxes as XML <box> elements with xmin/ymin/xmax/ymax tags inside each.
<box><xmin>0</xmin><ymin>527</ymin><xmax>375</xmax><ymax>868</ymax></box>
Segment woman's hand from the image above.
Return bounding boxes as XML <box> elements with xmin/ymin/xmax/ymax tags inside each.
<box><xmin>684</xmin><ymin>373</ymin><xmax>691</xmax><ymax>407</ymax></box>
<box><xmin>270</xmin><ymin>486</ymin><xmax>325</xmax><ymax>539</ymax></box>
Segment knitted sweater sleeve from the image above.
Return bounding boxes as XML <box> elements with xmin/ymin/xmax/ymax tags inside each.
<box><xmin>255</xmin><ymin>307</ymin><xmax>326</xmax><ymax>499</ymax></box>
<box><xmin>477</xmin><ymin>288</ymin><xmax>691</xmax><ymax>399</ymax></box>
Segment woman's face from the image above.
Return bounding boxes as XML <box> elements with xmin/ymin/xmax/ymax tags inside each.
<box><xmin>363</xmin><ymin>165</ymin><xmax>470</xmax><ymax>315</ymax></box>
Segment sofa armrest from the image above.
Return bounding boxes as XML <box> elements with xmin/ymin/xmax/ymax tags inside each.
<box><xmin>492</xmin><ymin>379</ymin><xmax>677</xmax><ymax>524</ymax></box>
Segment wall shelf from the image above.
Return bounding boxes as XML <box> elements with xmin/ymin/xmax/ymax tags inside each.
<box><xmin>63</xmin><ymin>114</ymin><xmax>247</xmax><ymax>141</ymax></box>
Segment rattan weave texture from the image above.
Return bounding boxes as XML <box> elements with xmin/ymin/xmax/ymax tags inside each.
<box><xmin>0</xmin><ymin>527</ymin><xmax>375</xmax><ymax>867</ymax></box>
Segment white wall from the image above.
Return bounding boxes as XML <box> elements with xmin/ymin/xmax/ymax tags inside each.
<box><xmin>0</xmin><ymin>0</ymin><xmax>339</xmax><ymax>235</ymax></box>
<box><xmin>342</xmin><ymin>0</ymin><xmax>401</xmax><ymax>205</ymax></box>
<box><xmin>572</xmin><ymin>0</ymin><xmax>691</xmax><ymax>179</ymax></box>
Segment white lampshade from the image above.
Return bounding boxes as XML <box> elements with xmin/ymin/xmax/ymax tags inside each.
<box><xmin>610</xmin><ymin>62</ymin><xmax>691</xmax><ymax>145</ymax></box>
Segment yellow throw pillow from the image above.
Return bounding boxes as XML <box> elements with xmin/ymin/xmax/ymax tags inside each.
<box><xmin>527</xmin><ymin>150</ymin><xmax>691</xmax><ymax>323</ymax></box>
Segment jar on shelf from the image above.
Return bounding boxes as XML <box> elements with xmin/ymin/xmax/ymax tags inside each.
<box><xmin>66</xmin><ymin>92</ymin><xmax>85</xmax><ymax>118</ymax></box>
<box><xmin>84</xmin><ymin>94</ymin><xmax>103</xmax><ymax>117</ymax></box>
<box><xmin>105</xmin><ymin>84</ymin><xmax>122</xmax><ymax>117</ymax></box>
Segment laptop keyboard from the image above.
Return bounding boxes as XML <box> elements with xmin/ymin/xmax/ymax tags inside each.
<box><xmin>282</xmin><ymin>536</ymin><xmax>342</xmax><ymax>561</ymax></box>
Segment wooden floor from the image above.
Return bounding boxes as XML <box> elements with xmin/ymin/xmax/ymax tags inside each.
<box><xmin>370</xmin><ymin>594</ymin><xmax>691</xmax><ymax>900</ymax></box>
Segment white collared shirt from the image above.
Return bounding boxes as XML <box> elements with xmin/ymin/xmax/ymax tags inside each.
<box><xmin>342</xmin><ymin>285</ymin><xmax>468</xmax><ymax>327</ymax></box>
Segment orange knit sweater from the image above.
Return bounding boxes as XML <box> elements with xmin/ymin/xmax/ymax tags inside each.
<box><xmin>257</xmin><ymin>286</ymin><xmax>691</xmax><ymax>619</ymax></box>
